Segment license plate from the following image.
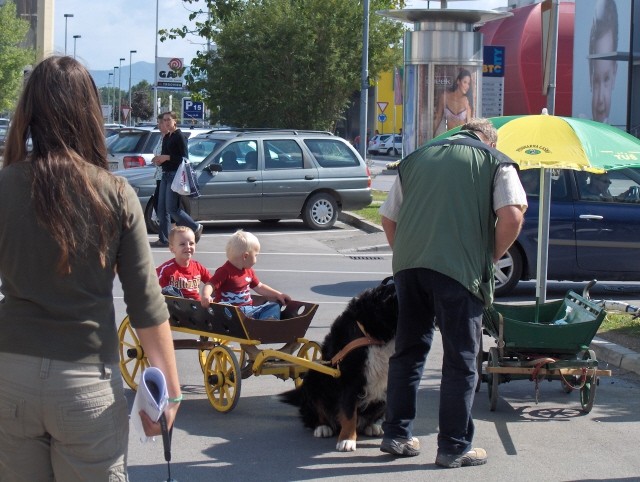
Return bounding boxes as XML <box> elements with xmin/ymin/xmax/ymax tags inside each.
<box><xmin>108</xmin><ymin>161</ymin><xmax>119</xmax><ymax>172</ymax></box>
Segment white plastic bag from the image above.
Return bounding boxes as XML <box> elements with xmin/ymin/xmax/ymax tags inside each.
<box><xmin>170</xmin><ymin>160</ymin><xmax>191</xmax><ymax>196</ymax></box>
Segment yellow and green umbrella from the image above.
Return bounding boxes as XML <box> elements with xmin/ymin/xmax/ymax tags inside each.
<box><xmin>435</xmin><ymin>114</ymin><xmax>640</xmax><ymax>172</ymax></box>
<box><xmin>486</xmin><ymin>115</ymin><xmax>640</xmax><ymax>172</ymax></box>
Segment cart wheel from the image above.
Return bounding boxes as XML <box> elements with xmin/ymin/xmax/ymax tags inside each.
<box><xmin>197</xmin><ymin>338</ymin><xmax>247</xmax><ymax>377</ymax></box>
<box><xmin>118</xmin><ymin>316</ymin><xmax>149</xmax><ymax>390</ymax></box>
<box><xmin>476</xmin><ymin>336</ymin><xmax>484</xmax><ymax>393</ymax></box>
<box><xmin>295</xmin><ymin>341</ymin><xmax>322</xmax><ymax>388</ymax></box>
<box><xmin>204</xmin><ymin>345</ymin><xmax>241</xmax><ymax>412</ymax></box>
<box><xmin>487</xmin><ymin>347</ymin><xmax>500</xmax><ymax>411</ymax></box>
<box><xmin>580</xmin><ymin>350</ymin><xmax>598</xmax><ymax>413</ymax></box>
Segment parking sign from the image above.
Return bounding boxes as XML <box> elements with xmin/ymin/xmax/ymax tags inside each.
<box><xmin>182</xmin><ymin>97</ymin><xmax>204</xmax><ymax>120</ymax></box>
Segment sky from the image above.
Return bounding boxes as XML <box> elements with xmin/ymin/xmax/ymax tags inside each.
<box><xmin>53</xmin><ymin>0</ymin><xmax>508</xmax><ymax>72</ymax></box>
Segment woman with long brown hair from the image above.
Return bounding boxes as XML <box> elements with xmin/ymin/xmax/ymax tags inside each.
<box><xmin>0</xmin><ymin>56</ymin><xmax>181</xmax><ymax>481</ymax></box>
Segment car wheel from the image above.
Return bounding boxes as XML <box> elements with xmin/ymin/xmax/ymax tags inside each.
<box><xmin>302</xmin><ymin>193</ymin><xmax>338</xmax><ymax>230</ymax></box>
<box><xmin>144</xmin><ymin>196</ymin><xmax>192</xmax><ymax>235</ymax></box>
<box><xmin>494</xmin><ymin>246</ymin><xmax>523</xmax><ymax>297</ymax></box>
<box><xmin>387</xmin><ymin>147</ymin><xmax>395</xmax><ymax>156</ymax></box>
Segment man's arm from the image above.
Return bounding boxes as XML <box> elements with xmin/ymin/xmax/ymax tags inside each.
<box><xmin>493</xmin><ymin>204</ymin><xmax>524</xmax><ymax>263</ymax></box>
<box><xmin>381</xmin><ymin>215</ymin><xmax>397</xmax><ymax>249</ymax></box>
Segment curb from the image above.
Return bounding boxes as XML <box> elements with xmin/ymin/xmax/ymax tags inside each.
<box><xmin>339</xmin><ymin>211</ymin><xmax>383</xmax><ymax>234</ymax></box>
<box><xmin>591</xmin><ymin>337</ymin><xmax>640</xmax><ymax>375</ymax></box>
<box><xmin>340</xmin><ymin>211</ymin><xmax>640</xmax><ymax>378</ymax></box>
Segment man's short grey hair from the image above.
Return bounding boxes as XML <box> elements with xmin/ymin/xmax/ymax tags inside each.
<box><xmin>462</xmin><ymin>118</ymin><xmax>498</xmax><ymax>145</ymax></box>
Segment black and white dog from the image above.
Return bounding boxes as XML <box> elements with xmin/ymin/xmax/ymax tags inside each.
<box><xmin>280</xmin><ymin>278</ymin><xmax>398</xmax><ymax>451</ymax></box>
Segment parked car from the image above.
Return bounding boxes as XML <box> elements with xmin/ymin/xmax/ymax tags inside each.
<box><xmin>116</xmin><ymin>129</ymin><xmax>372</xmax><ymax>230</ymax></box>
<box><xmin>367</xmin><ymin>134</ymin><xmax>391</xmax><ymax>155</ymax></box>
<box><xmin>0</xmin><ymin>125</ymin><xmax>7</xmax><ymax>159</ymax></box>
<box><xmin>495</xmin><ymin>167</ymin><xmax>640</xmax><ymax>296</ymax></box>
<box><xmin>378</xmin><ymin>134</ymin><xmax>402</xmax><ymax>156</ymax></box>
<box><xmin>107</xmin><ymin>126</ymin><xmax>210</xmax><ymax>171</ymax></box>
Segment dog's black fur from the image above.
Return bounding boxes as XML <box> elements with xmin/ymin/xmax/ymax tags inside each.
<box><xmin>280</xmin><ymin>278</ymin><xmax>398</xmax><ymax>451</ymax></box>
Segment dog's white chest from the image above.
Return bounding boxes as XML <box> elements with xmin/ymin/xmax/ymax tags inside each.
<box><xmin>360</xmin><ymin>340</ymin><xmax>395</xmax><ymax>405</ymax></box>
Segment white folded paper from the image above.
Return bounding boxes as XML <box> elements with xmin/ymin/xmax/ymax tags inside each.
<box><xmin>130</xmin><ymin>367</ymin><xmax>168</xmax><ymax>443</ymax></box>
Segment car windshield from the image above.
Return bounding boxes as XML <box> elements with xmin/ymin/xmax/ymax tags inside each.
<box><xmin>188</xmin><ymin>138</ymin><xmax>225</xmax><ymax>166</ymax></box>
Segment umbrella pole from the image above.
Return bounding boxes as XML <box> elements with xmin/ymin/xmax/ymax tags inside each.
<box><xmin>535</xmin><ymin>169</ymin><xmax>553</xmax><ymax>321</ymax></box>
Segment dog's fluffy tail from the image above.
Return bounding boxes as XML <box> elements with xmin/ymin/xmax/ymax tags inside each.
<box><xmin>279</xmin><ymin>387</ymin><xmax>303</xmax><ymax>406</ymax></box>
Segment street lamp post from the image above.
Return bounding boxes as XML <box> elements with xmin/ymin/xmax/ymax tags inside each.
<box><xmin>63</xmin><ymin>14</ymin><xmax>74</xmax><ymax>56</ymax></box>
<box><xmin>128</xmin><ymin>50</ymin><xmax>137</xmax><ymax>126</ymax></box>
<box><xmin>118</xmin><ymin>57</ymin><xmax>125</xmax><ymax>124</ymax></box>
<box><xmin>113</xmin><ymin>66</ymin><xmax>119</xmax><ymax>124</ymax></box>
<box><xmin>73</xmin><ymin>35</ymin><xmax>81</xmax><ymax>59</ymax></box>
<box><xmin>107</xmin><ymin>73</ymin><xmax>113</xmax><ymax>123</ymax></box>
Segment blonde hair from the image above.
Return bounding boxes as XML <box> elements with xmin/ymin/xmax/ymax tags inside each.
<box><xmin>169</xmin><ymin>226</ymin><xmax>194</xmax><ymax>244</ymax></box>
<box><xmin>226</xmin><ymin>230</ymin><xmax>260</xmax><ymax>259</ymax></box>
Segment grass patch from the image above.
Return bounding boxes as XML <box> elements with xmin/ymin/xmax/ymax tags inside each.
<box><xmin>351</xmin><ymin>189</ymin><xmax>388</xmax><ymax>226</ymax></box>
<box><xmin>598</xmin><ymin>313</ymin><xmax>640</xmax><ymax>338</ymax></box>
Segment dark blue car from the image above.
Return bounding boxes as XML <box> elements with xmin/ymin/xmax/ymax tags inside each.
<box><xmin>495</xmin><ymin>168</ymin><xmax>640</xmax><ymax>296</ymax></box>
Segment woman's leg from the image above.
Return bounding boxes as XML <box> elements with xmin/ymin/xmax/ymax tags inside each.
<box><xmin>165</xmin><ymin>179</ymin><xmax>199</xmax><ymax>231</ymax></box>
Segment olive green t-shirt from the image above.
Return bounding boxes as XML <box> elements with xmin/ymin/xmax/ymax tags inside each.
<box><xmin>0</xmin><ymin>162</ymin><xmax>168</xmax><ymax>363</ymax></box>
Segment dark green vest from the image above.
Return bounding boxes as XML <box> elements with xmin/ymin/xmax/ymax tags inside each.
<box><xmin>393</xmin><ymin>132</ymin><xmax>513</xmax><ymax>306</ymax></box>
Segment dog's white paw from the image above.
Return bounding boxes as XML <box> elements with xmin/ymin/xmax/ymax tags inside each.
<box><xmin>363</xmin><ymin>422</ymin><xmax>383</xmax><ymax>437</ymax></box>
<box><xmin>336</xmin><ymin>439</ymin><xmax>357</xmax><ymax>452</ymax></box>
<box><xmin>313</xmin><ymin>425</ymin><xmax>334</xmax><ymax>438</ymax></box>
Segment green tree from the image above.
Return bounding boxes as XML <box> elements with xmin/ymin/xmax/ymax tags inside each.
<box><xmin>161</xmin><ymin>0</ymin><xmax>405</xmax><ymax>129</ymax></box>
<box><xmin>131</xmin><ymin>80</ymin><xmax>154</xmax><ymax>122</ymax></box>
<box><xmin>0</xmin><ymin>1</ymin><xmax>36</xmax><ymax>112</ymax></box>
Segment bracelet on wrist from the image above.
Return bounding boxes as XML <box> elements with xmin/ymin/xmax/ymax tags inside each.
<box><xmin>168</xmin><ymin>394</ymin><xmax>183</xmax><ymax>403</ymax></box>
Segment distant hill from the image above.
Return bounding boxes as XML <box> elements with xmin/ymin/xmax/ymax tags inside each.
<box><xmin>90</xmin><ymin>61</ymin><xmax>156</xmax><ymax>88</ymax></box>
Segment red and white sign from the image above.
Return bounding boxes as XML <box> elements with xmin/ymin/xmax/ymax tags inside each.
<box><xmin>156</xmin><ymin>57</ymin><xmax>185</xmax><ymax>89</ymax></box>
<box><xmin>377</xmin><ymin>101</ymin><xmax>388</xmax><ymax>113</ymax></box>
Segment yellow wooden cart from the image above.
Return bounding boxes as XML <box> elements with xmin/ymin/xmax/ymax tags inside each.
<box><xmin>118</xmin><ymin>296</ymin><xmax>340</xmax><ymax>412</ymax></box>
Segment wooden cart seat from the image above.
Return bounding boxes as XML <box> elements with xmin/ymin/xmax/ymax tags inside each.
<box><xmin>164</xmin><ymin>296</ymin><xmax>318</xmax><ymax>344</ymax></box>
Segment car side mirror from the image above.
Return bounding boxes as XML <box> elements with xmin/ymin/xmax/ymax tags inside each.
<box><xmin>206</xmin><ymin>163</ymin><xmax>222</xmax><ymax>174</ymax></box>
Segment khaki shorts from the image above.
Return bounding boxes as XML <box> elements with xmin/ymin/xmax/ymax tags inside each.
<box><xmin>0</xmin><ymin>352</ymin><xmax>129</xmax><ymax>482</ymax></box>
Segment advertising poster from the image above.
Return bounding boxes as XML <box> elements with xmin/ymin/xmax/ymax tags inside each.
<box><xmin>432</xmin><ymin>65</ymin><xmax>478</xmax><ymax>138</ymax></box>
<box><xmin>572</xmin><ymin>0</ymin><xmax>631</xmax><ymax>130</ymax></box>
<box><xmin>156</xmin><ymin>57</ymin><xmax>185</xmax><ymax>89</ymax></box>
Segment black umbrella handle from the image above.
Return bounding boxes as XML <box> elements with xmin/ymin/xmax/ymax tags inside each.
<box><xmin>159</xmin><ymin>413</ymin><xmax>176</xmax><ymax>481</ymax></box>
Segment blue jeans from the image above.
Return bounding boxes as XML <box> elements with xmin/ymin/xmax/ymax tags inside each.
<box><xmin>382</xmin><ymin>268</ymin><xmax>482</xmax><ymax>456</ymax></box>
<box><xmin>239</xmin><ymin>302</ymin><xmax>282</xmax><ymax>320</ymax></box>
<box><xmin>157</xmin><ymin>171</ymin><xmax>198</xmax><ymax>243</ymax></box>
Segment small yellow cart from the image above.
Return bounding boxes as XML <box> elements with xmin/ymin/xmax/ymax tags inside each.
<box><xmin>118</xmin><ymin>296</ymin><xmax>340</xmax><ymax>412</ymax></box>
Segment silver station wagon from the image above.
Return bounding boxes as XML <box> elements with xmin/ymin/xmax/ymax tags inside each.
<box><xmin>117</xmin><ymin>129</ymin><xmax>373</xmax><ymax>230</ymax></box>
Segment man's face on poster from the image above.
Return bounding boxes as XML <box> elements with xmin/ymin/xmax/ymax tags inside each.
<box><xmin>590</xmin><ymin>30</ymin><xmax>617</xmax><ymax>123</ymax></box>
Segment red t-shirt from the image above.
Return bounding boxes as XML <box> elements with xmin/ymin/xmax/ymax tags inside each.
<box><xmin>209</xmin><ymin>260</ymin><xmax>260</xmax><ymax>306</ymax></box>
<box><xmin>156</xmin><ymin>259</ymin><xmax>212</xmax><ymax>300</ymax></box>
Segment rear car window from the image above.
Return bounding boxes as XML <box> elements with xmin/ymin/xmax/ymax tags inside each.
<box><xmin>304</xmin><ymin>139</ymin><xmax>360</xmax><ymax>168</ymax></box>
<box><xmin>264</xmin><ymin>139</ymin><xmax>303</xmax><ymax>169</ymax></box>
<box><xmin>109</xmin><ymin>132</ymin><xmax>146</xmax><ymax>153</ymax></box>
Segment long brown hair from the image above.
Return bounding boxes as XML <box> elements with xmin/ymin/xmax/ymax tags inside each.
<box><xmin>4</xmin><ymin>56</ymin><xmax>122</xmax><ymax>274</ymax></box>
